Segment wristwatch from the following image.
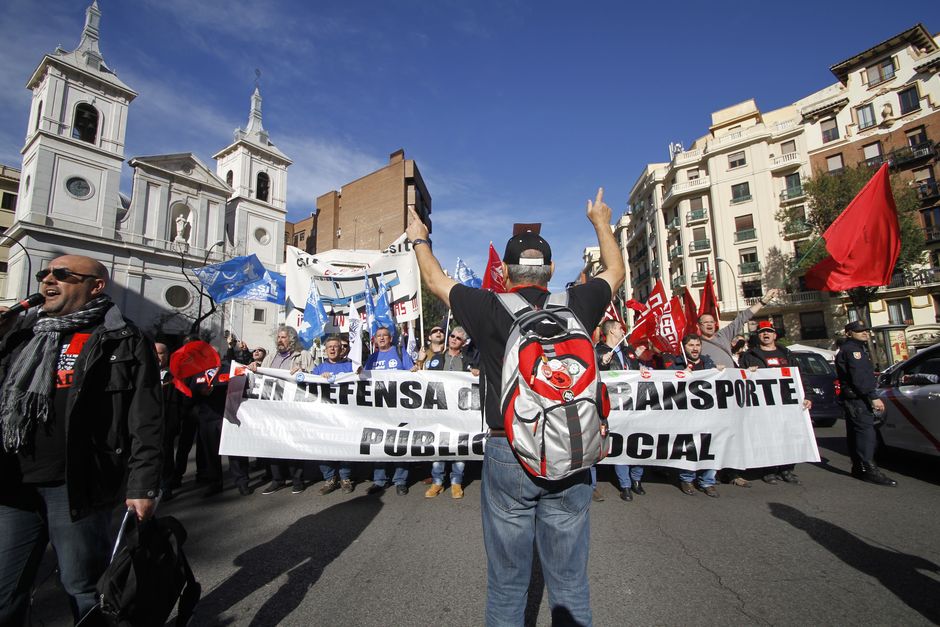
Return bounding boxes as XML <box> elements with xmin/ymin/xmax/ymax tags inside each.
<box><xmin>411</xmin><ymin>238</ymin><xmax>432</xmax><ymax>249</ymax></box>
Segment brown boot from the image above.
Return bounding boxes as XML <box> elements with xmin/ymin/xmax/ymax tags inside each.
<box><xmin>425</xmin><ymin>483</ymin><xmax>445</xmax><ymax>498</ymax></box>
<box><xmin>451</xmin><ymin>484</ymin><xmax>464</xmax><ymax>499</ymax></box>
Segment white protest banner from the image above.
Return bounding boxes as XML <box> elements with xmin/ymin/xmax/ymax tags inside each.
<box><xmin>284</xmin><ymin>233</ymin><xmax>420</xmax><ymax>333</ymax></box>
<box><xmin>221</xmin><ymin>367</ymin><xmax>820</xmax><ymax>470</ymax></box>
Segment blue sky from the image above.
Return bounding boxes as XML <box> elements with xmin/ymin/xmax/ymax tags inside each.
<box><xmin>1</xmin><ymin>0</ymin><xmax>937</xmax><ymax>286</ymax></box>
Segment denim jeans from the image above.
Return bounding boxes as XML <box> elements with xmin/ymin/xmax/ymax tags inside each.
<box><xmin>0</xmin><ymin>484</ymin><xmax>112</xmax><ymax>625</ymax></box>
<box><xmin>431</xmin><ymin>461</ymin><xmax>465</xmax><ymax>485</ymax></box>
<box><xmin>373</xmin><ymin>463</ymin><xmax>409</xmax><ymax>486</ymax></box>
<box><xmin>679</xmin><ymin>468</ymin><xmax>717</xmax><ymax>487</ymax></box>
<box><xmin>481</xmin><ymin>436</ymin><xmax>593</xmax><ymax>626</ymax></box>
<box><xmin>320</xmin><ymin>462</ymin><xmax>352</xmax><ymax>481</ymax></box>
<box><xmin>614</xmin><ymin>465</ymin><xmax>644</xmax><ymax>490</ymax></box>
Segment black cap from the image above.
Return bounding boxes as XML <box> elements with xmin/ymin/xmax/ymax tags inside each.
<box><xmin>844</xmin><ymin>320</ymin><xmax>870</xmax><ymax>333</ymax></box>
<box><xmin>503</xmin><ymin>230</ymin><xmax>552</xmax><ymax>266</ymax></box>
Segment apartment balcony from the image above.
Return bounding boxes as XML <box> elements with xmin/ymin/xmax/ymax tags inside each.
<box><xmin>690</xmin><ymin>271</ymin><xmax>708</xmax><ymax>284</ymax></box>
<box><xmin>688</xmin><ymin>239</ymin><xmax>711</xmax><ymax>255</ymax></box>
<box><xmin>734</xmin><ymin>228</ymin><xmax>757</xmax><ymax>243</ymax></box>
<box><xmin>672</xmin><ymin>148</ymin><xmax>704</xmax><ymax>168</ymax></box>
<box><xmin>662</xmin><ymin>176</ymin><xmax>710</xmax><ymax>207</ymax></box>
<box><xmin>769</xmin><ymin>151</ymin><xmax>803</xmax><ymax>172</ymax></box>
<box><xmin>744</xmin><ymin>290</ymin><xmax>822</xmax><ymax>307</ymax></box>
<box><xmin>926</xmin><ymin>226</ymin><xmax>940</xmax><ymax>244</ymax></box>
<box><xmin>780</xmin><ymin>186</ymin><xmax>806</xmax><ymax>203</ymax></box>
<box><xmin>890</xmin><ymin>141</ymin><xmax>935</xmax><ymax>168</ymax></box>
<box><xmin>876</xmin><ymin>268</ymin><xmax>940</xmax><ymax>292</ymax></box>
<box><xmin>916</xmin><ymin>180</ymin><xmax>939</xmax><ymax>202</ymax></box>
<box><xmin>686</xmin><ymin>208</ymin><xmax>708</xmax><ymax>225</ymax></box>
<box><xmin>668</xmin><ymin>245</ymin><xmax>683</xmax><ymax>261</ymax></box>
<box><xmin>739</xmin><ymin>261</ymin><xmax>761</xmax><ymax>275</ymax></box>
<box><xmin>667</xmin><ymin>216</ymin><xmax>681</xmax><ymax>231</ymax></box>
<box><xmin>671</xmin><ymin>275</ymin><xmax>687</xmax><ymax>290</ymax></box>
<box><xmin>864</xmin><ymin>155</ymin><xmax>886</xmax><ymax>168</ymax></box>
<box><xmin>783</xmin><ymin>220</ymin><xmax>812</xmax><ymax>239</ymax></box>
<box><xmin>730</xmin><ymin>194</ymin><xmax>752</xmax><ymax>205</ymax></box>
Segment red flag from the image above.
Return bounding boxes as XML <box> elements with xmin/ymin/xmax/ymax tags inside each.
<box><xmin>169</xmin><ymin>341</ymin><xmax>221</xmax><ymax>398</ymax></box>
<box><xmin>655</xmin><ymin>296</ymin><xmax>687</xmax><ymax>354</ymax></box>
<box><xmin>805</xmin><ymin>163</ymin><xmax>900</xmax><ymax>291</ymax></box>
<box><xmin>481</xmin><ymin>243</ymin><xmax>506</xmax><ymax>293</ymax></box>
<box><xmin>628</xmin><ymin>280</ymin><xmax>668</xmax><ymax>347</ymax></box>
<box><xmin>681</xmin><ymin>288</ymin><xmax>699</xmax><ymax>337</ymax></box>
<box><xmin>603</xmin><ymin>301</ymin><xmax>626</xmax><ymax>330</ymax></box>
<box><xmin>698</xmin><ymin>271</ymin><xmax>720</xmax><ymax>321</ymax></box>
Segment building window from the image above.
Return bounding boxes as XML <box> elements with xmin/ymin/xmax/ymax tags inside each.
<box><xmin>862</xmin><ymin>142</ymin><xmax>882</xmax><ymax>166</ymax></box>
<box><xmin>226</xmin><ymin>170</ymin><xmax>233</xmax><ymax>187</ymax></box>
<box><xmin>856</xmin><ymin>104</ymin><xmax>876</xmax><ymax>130</ymax></box>
<box><xmin>65</xmin><ymin>176</ymin><xmax>93</xmax><ymax>199</ymax></box>
<box><xmin>734</xmin><ymin>215</ymin><xmax>756</xmax><ymax>242</ymax></box>
<box><xmin>898</xmin><ymin>86</ymin><xmax>920</xmax><ymax>115</ymax></box>
<box><xmin>906</xmin><ymin>127</ymin><xmax>928</xmax><ymax>148</ymax></box>
<box><xmin>687</xmin><ymin>168</ymin><xmax>700</xmax><ymax>181</ymax></box>
<box><xmin>784</xmin><ymin>172</ymin><xmax>802</xmax><ymax>194</ymax></box>
<box><xmin>741</xmin><ymin>280</ymin><xmax>763</xmax><ymax>299</ymax></box>
<box><xmin>847</xmin><ymin>304</ymin><xmax>872</xmax><ymax>327</ymax></box>
<box><xmin>800</xmin><ymin>311</ymin><xmax>827</xmax><ymax>340</ymax></box>
<box><xmin>35</xmin><ymin>100</ymin><xmax>42</xmax><ymax>132</ymax></box>
<box><xmin>254</xmin><ymin>227</ymin><xmax>271</xmax><ymax>245</ymax></box>
<box><xmin>0</xmin><ymin>192</ymin><xmax>16</xmax><ymax>211</ymax></box>
<box><xmin>781</xmin><ymin>140</ymin><xmax>796</xmax><ymax>154</ymax></box>
<box><xmin>731</xmin><ymin>182</ymin><xmax>751</xmax><ymax>203</ymax></box>
<box><xmin>887</xmin><ymin>298</ymin><xmax>913</xmax><ymax>325</ymax></box>
<box><xmin>165</xmin><ymin>286</ymin><xmax>192</xmax><ymax>309</ymax></box>
<box><xmin>865</xmin><ymin>58</ymin><xmax>896</xmax><ymax>86</ymax></box>
<box><xmin>728</xmin><ymin>151</ymin><xmax>746</xmax><ymax>169</ymax></box>
<box><xmin>256</xmin><ymin>172</ymin><xmax>270</xmax><ymax>202</ymax></box>
<box><xmin>253</xmin><ymin>308</ymin><xmax>266</xmax><ymax>323</ymax></box>
<box><xmin>689</xmin><ymin>196</ymin><xmax>704</xmax><ymax>210</ymax></box>
<box><xmin>826</xmin><ymin>154</ymin><xmax>844</xmax><ymax>173</ymax></box>
<box><xmin>821</xmin><ymin>118</ymin><xmax>839</xmax><ymax>143</ymax></box>
<box><xmin>71</xmin><ymin>103</ymin><xmax>99</xmax><ymax>144</ymax></box>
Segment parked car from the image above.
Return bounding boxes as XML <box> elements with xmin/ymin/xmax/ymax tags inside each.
<box><xmin>790</xmin><ymin>350</ymin><xmax>842</xmax><ymax>428</ymax></box>
<box><xmin>875</xmin><ymin>342</ymin><xmax>940</xmax><ymax>458</ymax></box>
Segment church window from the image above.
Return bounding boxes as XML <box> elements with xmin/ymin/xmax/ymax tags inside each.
<box><xmin>254</xmin><ymin>227</ymin><xmax>271</xmax><ymax>245</ymax></box>
<box><xmin>65</xmin><ymin>176</ymin><xmax>93</xmax><ymax>199</ymax></box>
<box><xmin>256</xmin><ymin>172</ymin><xmax>270</xmax><ymax>202</ymax></box>
<box><xmin>35</xmin><ymin>101</ymin><xmax>43</xmax><ymax>132</ymax></box>
<box><xmin>72</xmin><ymin>103</ymin><xmax>99</xmax><ymax>144</ymax></box>
<box><xmin>226</xmin><ymin>170</ymin><xmax>233</xmax><ymax>187</ymax></box>
<box><xmin>165</xmin><ymin>286</ymin><xmax>192</xmax><ymax>309</ymax></box>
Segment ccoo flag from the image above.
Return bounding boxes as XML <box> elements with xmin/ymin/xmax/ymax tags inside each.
<box><xmin>805</xmin><ymin>163</ymin><xmax>901</xmax><ymax>291</ymax></box>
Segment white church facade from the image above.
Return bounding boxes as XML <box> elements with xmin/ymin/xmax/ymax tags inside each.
<box><xmin>5</xmin><ymin>1</ymin><xmax>289</xmax><ymax>349</ymax></box>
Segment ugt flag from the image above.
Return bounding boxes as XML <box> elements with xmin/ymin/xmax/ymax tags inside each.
<box><xmin>455</xmin><ymin>258</ymin><xmax>482</xmax><ymax>288</ymax></box>
<box><xmin>193</xmin><ymin>254</ymin><xmax>267</xmax><ymax>303</ymax></box>
<box><xmin>298</xmin><ymin>278</ymin><xmax>329</xmax><ymax>349</ymax></box>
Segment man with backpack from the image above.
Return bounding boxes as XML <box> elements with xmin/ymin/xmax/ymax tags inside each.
<box><xmin>406</xmin><ymin>188</ymin><xmax>624</xmax><ymax>626</ymax></box>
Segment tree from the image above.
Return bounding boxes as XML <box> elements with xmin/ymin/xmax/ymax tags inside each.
<box><xmin>776</xmin><ymin>163</ymin><xmax>925</xmax><ymax>307</ymax></box>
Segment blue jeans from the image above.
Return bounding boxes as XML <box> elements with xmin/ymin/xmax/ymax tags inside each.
<box><xmin>0</xmin><ymin>484</ymin><xmax>112</xmax><ymax>625</ymax></box>
<box><xmin>320</xmin><ymin>462</ymin><xmax>352</xmax><ymax>481</ymax></box>
<box><xmin>431</xmin><ymin>461</ymin><xmax>465</xmax><ymax>485</ymax></box>
<box><xmin>614</xmin><ymin>465</ymin><xmax>644</xmax><ymax>490</ymax></box>
<box><xmin>481</xmin><ymin>436</ymin><xmax>593</xmax><ymax>626</ymax></box>
<box><xmin>679</xmin><ymin>469</ymin><xmax>717</xmax><ymax>487</ymax></box>
<box><xmin>373</xmin><ymin>463</ymin><xmax>409</xmax><ymax>486</ymax></box>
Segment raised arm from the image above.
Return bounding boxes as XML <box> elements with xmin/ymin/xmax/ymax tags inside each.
<box><xmin>587</xmin><ymin>188</ymin><xmax>625</xmax><ymax>294</ymax></box>
<box><xmin>405</xmin><ymin>205</ymin><xmax>457</xmax><ymax>307</ymax></box>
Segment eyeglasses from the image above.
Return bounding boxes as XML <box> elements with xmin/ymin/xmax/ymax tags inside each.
<box><xmin>36</xmin><ymin>268</ymin><xmax>98</xmax><ymax>282</ymax></box>
<box><xmin>449</xmin><ymin>334</ymin><xmax>465</xmax><ymax>340</ymax></box>
<box><xmin>430</xmin><ymin>329</ymin><xmax>444</xmax><ymax>334</ymax></box>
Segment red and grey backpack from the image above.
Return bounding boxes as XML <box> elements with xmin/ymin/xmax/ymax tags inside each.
<box><xmin>497</xmin><ymin>292</ymin><xmax>610</xmax><ymax>480</ymax></box>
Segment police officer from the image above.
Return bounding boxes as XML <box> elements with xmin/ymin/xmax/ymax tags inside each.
<box><xmin>835</xmin><ymin>320</ymin><xmax>897</xmax><ymax>487</ymax></box>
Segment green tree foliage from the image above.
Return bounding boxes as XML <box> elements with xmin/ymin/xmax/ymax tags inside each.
<box><xmin>775</xmin><ymin>163</ymin><xmax>925</xmax><ymax>305</ymax></box>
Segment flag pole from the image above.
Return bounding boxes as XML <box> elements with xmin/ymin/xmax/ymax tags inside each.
<box><xmin>786</xmin><ymin>234</ymin><xmax>825</xmax><ymax>279</ymax></box>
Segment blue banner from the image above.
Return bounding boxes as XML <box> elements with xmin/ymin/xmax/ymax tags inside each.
<box><xmin>193</xmin><ymin>255</ymin><xmax>269</xmax><ymax>304</ymax></box>
<box><xmin>372</xmin><ymin>277</ymin><xmax>395</xmax><ymax>336</ymax></box>
<box><xmin>298</xmin><ymin>278</ymin><xmax>329</xmax><ymax>348</ymax></box>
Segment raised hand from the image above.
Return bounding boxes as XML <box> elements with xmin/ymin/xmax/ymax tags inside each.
<box><xmin>586</xmin><ymin>187</ymin><xmax>611</xmax><ymax>227</ymax></box>
<box><xmin>406</xmin><ymin>205</ymin><xmax>429</xmax><ymax>243</ymax></box>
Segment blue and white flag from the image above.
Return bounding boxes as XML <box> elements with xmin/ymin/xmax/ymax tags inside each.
<box><xmin>363</xmin><ymin>274</ymin><xmax>376</xmax><ymax>338</ymax></box>
<box><xmin>193</xmin><ymin>254</ymin><xmax>268</xmax><ymax>303</ymax></box>
<box><xmin>298</xmin><ymin>278</ymin><xmax>329</xmax><ymax>349</ymax></box>
<box><xmin>237</xmin><ymin>270</ymin><xmax>286</xmax><ymax>304</ymax></box>
<box><xmin>373</xmin><ymin>277</ymin><xmax>396</xmax><ymax>337</ymax></box>
<box><xmin>455</xmin><ymin>258</ymin><xmax>482</xmax><ymax>288</ymax></box>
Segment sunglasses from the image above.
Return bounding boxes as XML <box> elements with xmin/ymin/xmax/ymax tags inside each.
<box><xmin>449</xmin><ymin>334</ymin><xmax>464</xmax><ymax>340</ymax></box>
<box><xmin>36</xmin><ymin>268</ymin><xmax>98</xmax><ymax>282</ymax></box>
<box><xmin>430</xmin><ymin>329</ymin><xmax>444</xmax><ymax>334</ymax></box>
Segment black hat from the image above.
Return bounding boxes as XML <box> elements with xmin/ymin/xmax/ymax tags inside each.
<box><xmin>844</xmin><ymin>320</ymin><xmax>870</xmax><ymax>333</ymax></box>
<box><xmin>503</xmin><ymin>230</ymin><xmax>552</xmax><ymax>266</ymax></box>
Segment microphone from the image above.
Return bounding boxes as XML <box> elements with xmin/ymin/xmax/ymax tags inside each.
<box><xmin>0</xmin><ymin>293</ymin><xmax>46</xmax><ymax>321</ymax></box>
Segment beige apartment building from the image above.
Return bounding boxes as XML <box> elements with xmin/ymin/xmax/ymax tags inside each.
<box><xmin>617</xmin><ymin>23</ymin><xmax>940</xmax><ymax>356</ymax></box>
<box><xmin>0</xmin><ymin>165</ymin><xmax>19</xmax><ymax>298</ymax></box>
<box><xmin>314</xmin><ymin>149</ymin><xmax>431</xmax><ymax>253</ymax></box>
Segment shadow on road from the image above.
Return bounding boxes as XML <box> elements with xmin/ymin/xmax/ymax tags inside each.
<box><xmin>769</xmin><ymin>503</ymin><xmax>940</xmax><ymax>624</ymax></box>
<box><xmin>195</xmin><ymin>495</ymin><xmax>383</xmax><ymax>625</ymax></box>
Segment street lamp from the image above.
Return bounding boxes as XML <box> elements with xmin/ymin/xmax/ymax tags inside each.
<box><xmin>714</xmin><ymin>257</ymin><xmax>741</xmax><ymax>314</ymax></box>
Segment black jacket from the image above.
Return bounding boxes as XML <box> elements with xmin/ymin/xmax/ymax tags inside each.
<box><xmin>0</xmin><ymin>304</ymin><xmax>163</xmax><ymax>521</ymax></box>
<box><xmin>835</xmin><ymin>337</ymin><xmax>878</xmax><ymax>400</ymax></box>
<box><xmin>595</xmin><ymin>343</ymin><xmax>640</xmax><ymax>371</ymax></box>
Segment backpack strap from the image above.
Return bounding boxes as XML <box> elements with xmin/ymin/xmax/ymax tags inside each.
<box><xmin>545</xmin><ymin>292</ymin><xmax>569</xmax><ymax>309</ymax></box>
<box><xmin>496</xmin><ymin>292</ymin><xmax>534</xmax><ymax>318</ymax></box>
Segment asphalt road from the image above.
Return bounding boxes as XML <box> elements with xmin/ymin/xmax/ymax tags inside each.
<box><xmin>29</xmin><ymin>424</ymin><xmax>940</xmax><ymax>626</ymax></box>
